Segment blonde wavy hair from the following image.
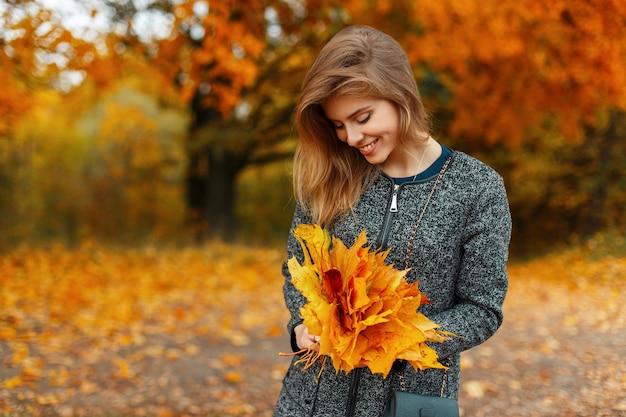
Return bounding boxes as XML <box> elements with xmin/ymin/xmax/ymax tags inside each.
<box><xmin>293</xmin><ymin>25</ymin><xmax>430</xmax><ymax>227</ymax></box>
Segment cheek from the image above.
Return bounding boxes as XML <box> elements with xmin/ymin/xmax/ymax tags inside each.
<box><xmin>335</xmin><ymin>130</ymin><xmax>348</xmax><ymax>143</ymax></box>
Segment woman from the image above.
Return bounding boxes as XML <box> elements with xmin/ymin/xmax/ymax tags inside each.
<box><xmin>274</xmin><ymin>25</ymin><xmax>511</xmax><ymax>417</ymax></box>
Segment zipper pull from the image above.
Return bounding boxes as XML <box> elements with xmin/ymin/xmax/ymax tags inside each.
<box><xmin>390</xmin><ymin>184</ymin><xmax>399</xmax><ymax>212</ymax></box>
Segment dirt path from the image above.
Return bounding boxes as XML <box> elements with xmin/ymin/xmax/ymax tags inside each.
<box><xmin>4</xmin><ymin>299</ymin><xmax>623</xmax><ymax>417</ymax></box>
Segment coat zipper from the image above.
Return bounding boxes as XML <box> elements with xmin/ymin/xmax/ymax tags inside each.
<box><xmin>346</xmin><ymin>181</ymin><xmax>397</xmax><ymax>416</ymax></box>
<box><xmin>390</xmin><ymin>184</ymin><xmax>399</xmax><ymax>212</ymax></box>
<box><xmin>344</xmin><ymin>367</ymin><xmax>362</xmax><ymax>417</ymax></box>
<box><xmin>379</xmin><ymin>182</ymin><xmax>399</xmax><ymax>250</ymax></box>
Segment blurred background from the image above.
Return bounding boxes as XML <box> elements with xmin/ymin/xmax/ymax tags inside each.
<box><xmin>1</xmin><ymin>3</ymin><xmax>625</xmax><ymax>416</ymax></box>
<box><xmin>1</xmin><ymin>0</ymin><xmax>625</xmax><ymax>256</ymax></box>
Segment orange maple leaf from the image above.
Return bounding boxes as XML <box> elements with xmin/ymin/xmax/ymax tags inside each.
<box><xmin>288</xmin><ymin>224</ymin><xmax>453</xmax><ymax>378</ymax></box>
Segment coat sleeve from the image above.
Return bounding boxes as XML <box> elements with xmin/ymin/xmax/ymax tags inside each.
<box><xmin>282</xmin><ymin>202</ymin><xmax>312</xmax><ymax>351</ymax></box>
<box><xmin>430</xmin><ymin>173</ymin><xmax>512</xmax><ymax>359</ymax></box>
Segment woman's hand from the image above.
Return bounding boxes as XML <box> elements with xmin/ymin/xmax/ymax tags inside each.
<box><xmin>294</xmin><ymin>324</ymin><xmax>320</xmax><ymax>352</ymax></box>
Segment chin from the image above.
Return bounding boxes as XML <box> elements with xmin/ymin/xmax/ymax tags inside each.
<box><xmin>364</xmin><ymin>156</ymin><xmax>385</xmax><ymax>166</ymax></box>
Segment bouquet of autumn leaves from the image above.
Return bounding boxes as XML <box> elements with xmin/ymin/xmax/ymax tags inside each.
<box><xmin>285</xmin><ymin>224</ymin><xmax>453</xmax><ymax>379</ymax></box>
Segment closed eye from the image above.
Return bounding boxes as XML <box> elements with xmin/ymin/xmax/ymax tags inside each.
<box><xmin>332</xmin><ymin>112</ymin><xmax>371</xmax><ymax>130</ymax></box>
<box><xmin>356</xmin><ymin>113</ymin><xmax>371</xmax><ymax>124</ymax></box>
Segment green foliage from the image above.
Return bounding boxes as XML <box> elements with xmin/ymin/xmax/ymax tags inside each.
<box><xmin>592</xmin><ymin>231</ymin><xmax>626</xmax><ymax>260</ymax></box>
<box><xmin>80</xmin><ymin>83</ymin><xmax>188</xmax><ymax>243</ymax></box>
<box><xmin>235</xmin><ymin>160</ymin><xmax>295</xmax><ymax>245</ymax></box>
<box><xmin>0</xmin><ymin>78</ymin><xmax>189</xmax><ymax>248</ymax></box>
<box><xmin>0</xmin><ymin>91</ymin><xmax>86</xmax><ymax>245</ymax></box>
<box><xmin>449</xmin><ymin>110</ymin><xmax>626</xmax><ymax>257</ymax></box>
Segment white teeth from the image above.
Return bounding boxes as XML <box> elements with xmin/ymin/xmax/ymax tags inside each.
<box><xmin>360</xmin><ymin>139</ymin><xmax>377</xmax><ymax>152</ymax></box>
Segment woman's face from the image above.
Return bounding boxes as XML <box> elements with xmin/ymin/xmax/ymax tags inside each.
<box><xmin>322</xmin><ymin>95</ymin><xmax>401</xmax><ymax>168</ymax></box>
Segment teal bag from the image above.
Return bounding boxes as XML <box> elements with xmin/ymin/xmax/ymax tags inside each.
<box><xmin>383</xmin><ymin>390</ymin><xmax>459</xmax><ymax>417</ymax></box>
<box><xmin>383</xmin><ymin>357</ymin><xmax>459</xmax><ymax>417</ymax></box>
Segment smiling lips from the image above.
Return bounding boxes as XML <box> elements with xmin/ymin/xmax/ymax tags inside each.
<box><xmin>358</xmin><ymin>138</ymin><xmax>379</xmax><ymax>155</ymax></box>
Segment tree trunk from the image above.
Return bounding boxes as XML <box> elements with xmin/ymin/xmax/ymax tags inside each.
<box><xmin>187</xmin><ymin>145</ymin><xmax>247</xmax><ymax>242</ymax></box>
<box><xmin>204</xmin><ymin>147</ymin><xmax>246</xmax><ymax>240</ymax></box>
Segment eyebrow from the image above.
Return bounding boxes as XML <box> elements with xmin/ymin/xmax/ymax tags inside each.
<box><xmin>348</xmin><ymin>106</ymin><xmax>371</xmax><ymax>119</ymax></box>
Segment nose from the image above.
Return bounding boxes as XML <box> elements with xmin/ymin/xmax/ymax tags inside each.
<box><xmin>345</xmin><ymin>124</ymin><xmax>364</xmax><ymax>147</ymax></box>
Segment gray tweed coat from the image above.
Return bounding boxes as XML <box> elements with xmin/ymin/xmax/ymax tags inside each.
<box><xmin>273</xmin><ymin>151</ymin><xmax>512</xmax><ymax>417</ymax></box>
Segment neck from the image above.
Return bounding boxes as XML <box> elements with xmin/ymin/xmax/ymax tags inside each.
<box><xmin>382</xmin><ymin>137</ymin><xmax>439</xmax><ymax>178</ymax></box>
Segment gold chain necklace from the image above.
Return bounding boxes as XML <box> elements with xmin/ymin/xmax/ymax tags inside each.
<box><xmin>411</xmin><ymin>141</ymin><xmax>430</xmax><ymax>182</ymax></box>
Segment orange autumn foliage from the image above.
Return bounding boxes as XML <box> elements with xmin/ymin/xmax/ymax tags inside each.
<box><xmin>412</xmin><ymin>0</ymin><xmax>626</xmax><ymax>144</ymax></box>
<box><xmin>341</xmin><ymin>0</ymin><xmax>626</xmax><ymax>145</ymax></box>
<box><xmin>288</xmin><ymin>224</ymin><xmax>452</xmax><ymax>377</ymax></box>
<box><xmin>155</xmin><ymin>0</ymin><xmax>279</xmax><ymax>116</ymax></box>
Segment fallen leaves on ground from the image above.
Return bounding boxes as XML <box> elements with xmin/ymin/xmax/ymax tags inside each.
<box><xmin>0</xmin><ymin>242</ymin><xmax>624</xmax><ymax>416</ymax></box>
<box><xmin>0</xmin><ymin>242</ymin><xmax>290</xmax><ymax>416</ymax></box>
<box><xmin>460</xmin><ymin>248</ymin><xmax>626</xmax><ymax>417</ymax></box>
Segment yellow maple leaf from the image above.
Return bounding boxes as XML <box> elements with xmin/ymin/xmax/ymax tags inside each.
<box><xmin>289</xmin><ymin>224</ymin><xmax>453</xmax><ymax>378</ymax></box>
<box><xmin>1</xmin><ymin>376</ymin><xmax>23</xmax><ymax>389</ymax></box>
